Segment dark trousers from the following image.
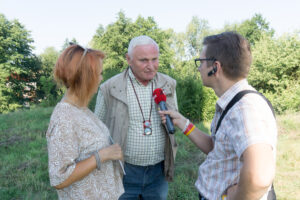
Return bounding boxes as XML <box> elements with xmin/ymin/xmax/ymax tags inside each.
<box><xmin>119</xmin><ymin>161</ymin><xmax>168</xmax><ymax>200</ymax></box>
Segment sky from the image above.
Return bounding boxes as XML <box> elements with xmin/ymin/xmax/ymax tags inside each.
<box><xmin>1</xmin><ymin>0</ymin><xmax>299</xmax><ymax>54</ymax></box>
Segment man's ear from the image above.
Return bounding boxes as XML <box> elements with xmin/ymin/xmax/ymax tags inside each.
<box><xmin>214</xmin><ymin>61</ymin><xmax>225</xmax><ymax>78</ymax></box>
<box><xmin>215</xmin><ymin>60</ymin><xmax>221</xmax><ymax>68</ymax></box>
<box><xmin>126</xmin><ymin>53</ymin><xmax>131</xmax><ymax>65</ymax></box>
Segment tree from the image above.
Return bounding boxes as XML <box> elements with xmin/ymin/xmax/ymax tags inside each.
<box><xmin>37</xmin><ymin>47</ymin><xmax>62</xmax><ymax>106</ymax></box>
<box><xmin>61</xmin><ymin>38</ymin><xmax>78</xmax><ymax>52</ymax></box>
<box><xmin>39</xmin><ymin>47</ymin><xmax>59</xmax><ymax>76</ymax></box>
<box><xmin>249</xmin><ymin>33</ymin><xmax>300</xmax><ymax>113</ymax></box>
<box><xmin>169</xmin><ymin>30</ymin><xmax>187</xmax><ymax>61</ymax></box>
<box><xmin>185</xmin><ymin>17</ymin><xmax>210</xmax><ymax>58</ymax></box>
<box><xmin>224</xmin><ymin>13</ymin><xmax>274</xmax><ymax>45</ymax></box>
<box><xmin>0</xmin><ymin>14</ymin><xmax>41</xmax><ymax>113</ymax></box>
<box><xmin>91</xmin><ymin>11</ymin><xmax>175</xmax><ymax>79</ymax></box>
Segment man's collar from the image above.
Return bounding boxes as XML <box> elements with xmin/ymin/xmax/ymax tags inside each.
<box><xmin>128</xmin><ymin>67</ymin><xmax>155</xmax><ymax>86</ymax></box>
<box><xmin>216</xmin><ymin>79</ymin><xmax>248</xmax><ymax>110</ymax></box>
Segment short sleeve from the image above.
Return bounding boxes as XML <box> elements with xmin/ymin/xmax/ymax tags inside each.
<box><xmin>47</xmin><ymin>119</ymin><xmax>79</xmax><ymax>187</ymax></box>
<box><xmin>228</xmin><ymin>97</ymin><xmax>277</xmax><ymax>158</ymax></box>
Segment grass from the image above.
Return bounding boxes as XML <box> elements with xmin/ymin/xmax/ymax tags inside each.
<box><xmin>168</xmin><ymin>122</ymin><xmax>209</xmax><ymax>199</ymax></box>
<box><xmin>274</xmin><ymin>112</ymin><xmax>300</xmax><ymax>200</ymax></box>
<box><xmin>0</xmin><ymin>107</ymin><xmax>299</xmax><ymax>199</ymax></box>
<box><xmin>0</xmin><ymin>107</ymin><xmax>57</xmax><ymax>200</ymax></box>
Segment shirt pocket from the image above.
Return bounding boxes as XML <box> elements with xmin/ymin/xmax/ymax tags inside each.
<box><xmin>210</xmin><ymin>132</ymin><xmax>235</xmax><ymax>160</ymax></box>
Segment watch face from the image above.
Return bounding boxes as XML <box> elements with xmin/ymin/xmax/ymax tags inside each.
<box><xmin>143</xmin><ymin>120</ymin><xmax>152</xmax><ymax>135</ymax></box>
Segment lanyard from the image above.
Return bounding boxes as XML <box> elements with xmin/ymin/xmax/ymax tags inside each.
<box><xmin>128</xmin><ymin>76</ymin><xmax>153</xmax><ymax>123</ymax></box>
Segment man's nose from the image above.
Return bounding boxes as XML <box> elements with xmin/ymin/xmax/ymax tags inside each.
<box><xmin>147</xmin><ymin>60</ymin><xmax>156</xmax><ymax>69</ymax></box>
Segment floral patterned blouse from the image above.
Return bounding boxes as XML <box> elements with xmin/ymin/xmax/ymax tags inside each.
<box><xmin>46</xmin><ymin>102</ymin><xmax>124</xmax><ymax>200</ymax></box>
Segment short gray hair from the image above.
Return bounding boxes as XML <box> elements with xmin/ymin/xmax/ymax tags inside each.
<box><xmin>127</xmin><ymin>35</ymin><xmax>159</xmax><ymax>57</ymax></box>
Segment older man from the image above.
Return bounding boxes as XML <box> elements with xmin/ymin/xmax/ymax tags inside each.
<box><xmin>95</xmin><ymin>35</ymin><xmax>178</xmax><ymax>200</ymax></box>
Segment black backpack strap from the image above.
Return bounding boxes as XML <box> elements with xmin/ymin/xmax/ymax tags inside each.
<box><xmin>215</xmin><ymin>90</ymin><xmax>275</xmax><ymax>134</ymax></box>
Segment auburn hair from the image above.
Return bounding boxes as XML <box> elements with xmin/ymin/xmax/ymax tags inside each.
<box><xmin>54</xmin><ymin>44</ymin><xmax>105</xmax><ymax>106</ymax></box>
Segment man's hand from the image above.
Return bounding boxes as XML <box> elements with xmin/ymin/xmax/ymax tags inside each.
<box><xmin>158</xmin><ymin>110</ymin><xmax>187</xmax><ymax>130</ymax></box>
<box><xmin>226</xmin><ymin>184</ymin><xmax>238</xmax><ymax>200</ymax></box>
<box><xmin>226</xmin><ymin>144</ymin><xmax>275</xmax><ymax>200</ymax></box>
<box><xmin>99</xmin><ymin>144</ymin><xmax>123</xmax><ymax>162</ymax></box>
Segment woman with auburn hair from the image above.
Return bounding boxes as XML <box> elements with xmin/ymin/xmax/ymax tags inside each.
<box><xmin>46</xmin><ymin>44</ymin><xmax>124</xmax><ymax>200</ymax></box>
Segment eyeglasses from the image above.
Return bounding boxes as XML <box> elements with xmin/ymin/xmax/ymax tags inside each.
<box><xmin>194</xmin><ymin>58</ymin><xmax>216</xmax><ymax>68</ymax></box>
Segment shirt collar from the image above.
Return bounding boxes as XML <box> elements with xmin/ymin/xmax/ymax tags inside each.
<box><xmin>128</xmin><ymin>67</ymin><xmax>155</xmax><ymax>86</ymax></box>
<box><xmin>216</xmin><ymin>79</ymin><xmax>249</xmax><ymax>111</ymax></box>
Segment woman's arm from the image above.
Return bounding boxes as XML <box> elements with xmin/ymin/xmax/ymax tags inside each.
<box><xmin>55</xmin><ymin>144</ymin><xmax>123</xmax><ymax>189</ymax></box>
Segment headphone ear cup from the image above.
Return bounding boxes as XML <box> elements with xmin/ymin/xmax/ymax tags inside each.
<box><xmin>208</xmin><ymin>66</ymin><xmax>218</xmax><ymax>76</ymax></box>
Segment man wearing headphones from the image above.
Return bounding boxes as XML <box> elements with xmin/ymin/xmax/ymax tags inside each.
<box><xmin>159</xmin><ymin>32</ymin><xmax>277</xmax><ymax>200</ymax></box>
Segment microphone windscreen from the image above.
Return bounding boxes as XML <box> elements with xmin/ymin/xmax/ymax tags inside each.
<box><xmin>153</xmin><ymin>88</ymin><xmax>166</xmax><ymax>104</ymax></box>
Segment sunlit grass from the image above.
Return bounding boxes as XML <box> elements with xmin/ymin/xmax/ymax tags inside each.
<box><xmin>274</xmin><ymin>112</ymin><xmax>300</xmax><ymax>200</ymax></box>
<box><xmin>0</xmin><ymin>108</ymin><xmax>299</xmax><ymax>199</ymax></box>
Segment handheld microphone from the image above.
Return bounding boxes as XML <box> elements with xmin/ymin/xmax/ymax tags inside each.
<box><xmin>153</xmin><ymin>88</ymin><xmax>175</xmax><ymax>134</ymax></box>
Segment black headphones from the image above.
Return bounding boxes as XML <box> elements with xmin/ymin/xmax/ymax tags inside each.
<box><xmin>207</xmin><ymin>66</ymin><xmax>217</xmax><ymax>76</ymax></box>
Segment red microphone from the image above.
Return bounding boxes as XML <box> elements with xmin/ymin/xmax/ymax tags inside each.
<box><xmin>153</xmin><ymin>88</ymin><xmax>175</xmax><ymax>134</ymax></box>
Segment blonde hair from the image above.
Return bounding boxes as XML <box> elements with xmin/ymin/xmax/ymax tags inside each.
<box><xmin>54</xmin><ymin>44</ymin><xmax>105</xmax><ymax>106</ymax></box>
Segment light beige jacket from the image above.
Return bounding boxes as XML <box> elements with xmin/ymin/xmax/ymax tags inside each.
<box><xmin>98</xmin><ymin>68</ymin><xmax>178</xmax><ymax>181</ymax></box>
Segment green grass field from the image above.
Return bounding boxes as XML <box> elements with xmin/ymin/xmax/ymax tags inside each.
<box><xmin>0</xmin><ymin>107</ymin><xmax>299</xmax><ymax>199</ymax></box>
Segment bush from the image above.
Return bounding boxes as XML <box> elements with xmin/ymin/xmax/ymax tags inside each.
<box><xmin>167</xmin><ymin>60</ymin><xmax>217</xmax><ymax>121</ymax></box>
<box><xmin>249</xmin><ymin>33</ymin><xmax>300</xmax><ymax>113</ymax></box>
<box><xmin>264</xmin><ymin>81</ymin><xmax>300</xmax><ymax>114</ymax></box>
<box><xmin>38</xmin><ymin>76</ymin><xmax>65</xmax><ymax>107</ymax></box>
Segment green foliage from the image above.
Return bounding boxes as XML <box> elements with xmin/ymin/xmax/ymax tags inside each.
<box><xmin>249</xmin><ymin>33</ymin><xmax>300</xmax><ymax>113</ymax></box>
<box><xmin>265</xmin><ymin>83</ymin><xmax>300</xmax><ymax>114</ymax></box>
<box><xmin>224</xmin><ymin>13</ymin><xmax>274</xmax><ymax>45</ymax></box>
<box><xmin>0</xmin><ymin>14</ymin><xmax>42</xmax><ymax>113</ymax></box>
<box><xmin>39</xmin><ymin>47</ymin><xmax>59</xmax><ymax>76</ymax></box>
<box><xmin>169</xmin><ymin>30</ymin><xmax>187</xmax><ymax>61</ymax></box>
<box><xmin>169</xmin><ymin>17</ymin><xmax>213</xmax><ymax>61</ymax></box>
<box><xmin>185</xmin><ymin>17</ymin><xmax>211</xmax><ymax>58</ymax></box>
<box><xmin>2</xmin><ymin>11</ymin><xmax>299</xmax><ymax>117</ymax></box>
<box><xmin>61</xmin><ymin>38</ymin><xmax>78</xmax><ymax>52</ymax></box>
<box><xmin>91</xmin><ymin>11</ymin><xmax>174</xmax><ymax>73</ymax></box>
<box><xmin>168</xmin><ymin>60</ymin><xmax>217</xmax><ymax>121</ymax></box>
<box><xmin>37</xmin><ymin>47</ymin><xmax>64</xmax><ymax>107</ymax></box>
<box><xmin>237</xmin><ymin>13</ymin><xmax>274</xmax><ymax>45</ymax></box>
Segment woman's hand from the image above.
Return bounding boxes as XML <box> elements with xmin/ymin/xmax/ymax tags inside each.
<box><xmin>54</xmin><ymin>143</ymin><xmax>123</xmax><ymax>190</ymax></box>
<box><xmin>158</xmin><ymin>110</ymin><xmax>187</xmax><ymax>131</ymax></box>
<box><xmin>98</xmin><ymin>144</ymin><xmax>123</xmax><ymax>162</ymax></box>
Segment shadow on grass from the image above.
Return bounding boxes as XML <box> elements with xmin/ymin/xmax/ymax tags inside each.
<box><xmin>168</xmin><ymin>121</ymin><xmax>209</xmax><ymax>200</ymax></box>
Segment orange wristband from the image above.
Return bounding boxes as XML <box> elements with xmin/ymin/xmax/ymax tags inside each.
<box><xmin>184</xmin><ymin>123</ymin><xmax>195</xmax><ymax>136</ymax></box>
